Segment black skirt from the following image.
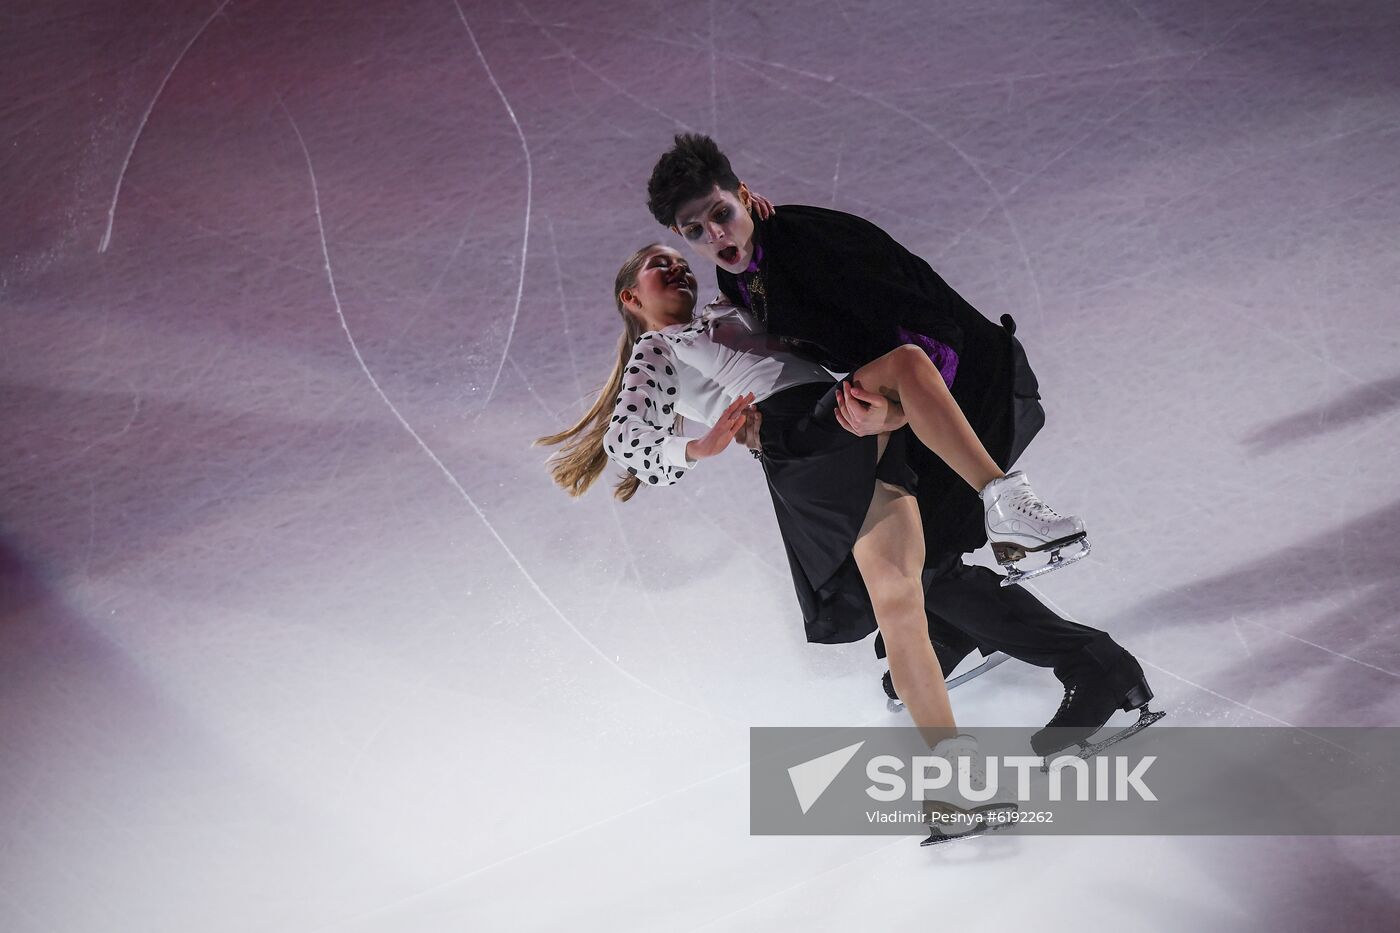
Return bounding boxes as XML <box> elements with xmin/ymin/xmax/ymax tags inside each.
<box><xmin>756</xmin><ymin>381</ymin><xmax>918</xmax><ymax>645</ymax></box>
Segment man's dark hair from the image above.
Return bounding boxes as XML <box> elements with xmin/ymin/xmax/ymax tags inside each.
<box><xmin>646</xmin><ymin>134</ymin><xmax>741</xmax><ymax>227</ymax></box>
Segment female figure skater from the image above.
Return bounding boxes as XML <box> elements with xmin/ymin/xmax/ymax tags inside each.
<box><xmin>539</xmin><ymin>245</ymin><xmax>1082</xmax><ymax>835</ymax></box>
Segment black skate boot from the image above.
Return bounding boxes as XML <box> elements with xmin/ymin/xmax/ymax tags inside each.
<box><xmin>1031</xmin><ymin>651</ymin><xmax>1163</xmax><ymax>759</ymax></box>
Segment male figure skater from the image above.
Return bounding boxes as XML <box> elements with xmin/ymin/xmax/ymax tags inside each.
<box><xmin>646</xmin><ymin>134</ymin><xmax>1154</xmax><ymax>752</ymax></box>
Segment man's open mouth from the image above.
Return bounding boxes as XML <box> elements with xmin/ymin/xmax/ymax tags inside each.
<box><xmin>718</xmin><ymin>246</ymin><xmax>740</xmax><ymax>264</ymax></box>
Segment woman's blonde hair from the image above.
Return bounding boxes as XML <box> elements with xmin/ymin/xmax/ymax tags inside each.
<box><xmin>536</xmin><ymin>244</ymin><xmax>672</xmax><ymax>502</ymax></box>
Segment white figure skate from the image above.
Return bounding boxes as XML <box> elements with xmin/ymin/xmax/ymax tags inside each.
<box><xmin>980</xmin><ymin>471</ymin><xmax>1090</xmax><ymax>587</ymax></box>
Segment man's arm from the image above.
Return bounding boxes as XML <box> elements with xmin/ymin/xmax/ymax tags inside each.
<box><xmin>834</xmin><ymin>381</ymin><xmax>908</xmax><ymax>436</ymax></box>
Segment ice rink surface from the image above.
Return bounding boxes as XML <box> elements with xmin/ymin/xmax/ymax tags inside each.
<box><xmin>3</xmin><ymin>0</ymin><xmax>1400</xmax><ymax>930</ymax></box>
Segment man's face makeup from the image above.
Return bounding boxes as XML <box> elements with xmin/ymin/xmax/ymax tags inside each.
<box><xmin>672</xmin><ymin>184</ymin><xmax>756</xmax><ymax>274</ymax></box>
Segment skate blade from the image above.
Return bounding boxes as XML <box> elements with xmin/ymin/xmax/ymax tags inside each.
<box><xmin>945</xmin><ymin>651</ymin><xmax>1011</xmax><ymax>690</ymax></box>
<box><xmin>999</xmin><ymin>536</ymin><xmax>1091</xmax><ymax>588</ymax></box>
<box><xmin>921</xmin><ymin>825</ymin><xmax>987</xmax><ymax>847</ymax></box>
<box><xmin>887</xmin><ymin>652</ymin><xmax>1011</xmax><ymax>711</ymax></box>
<box><xmin>1038</xmin><ymin>706</ymin><xmax>1166</xmax><ymax>772</ymax></box>
<box><xmin>920</xmin><ymin>809</ymin><xmax>1017</xmax><ymax>847</ymax></box>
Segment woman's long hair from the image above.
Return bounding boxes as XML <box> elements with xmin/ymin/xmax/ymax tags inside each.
<box><xmin>536</xmin><ymin>244</ymin><xmax>670</xmax><ymax>502</ymax></box>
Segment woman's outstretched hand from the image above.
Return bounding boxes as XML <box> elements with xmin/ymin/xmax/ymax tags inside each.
<box><xmin>834</xmin><ymin>381</ymin><xmax>907</xmax><ymax>436</ymax></box>
<box><xmin>687</xmin><ymin>392</ymin><xmax>757</xmax><ymax>461</ymax></box>
<box><xmin>748</xmin><ymin>191</ymin><xmax>776</xmax><ymax>220</ymax></box>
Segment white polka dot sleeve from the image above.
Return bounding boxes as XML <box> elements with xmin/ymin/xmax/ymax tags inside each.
<box><xmin>605</xmin><ymin>332</ymin><xmax>696</xmax><ymax>487</ymax></box>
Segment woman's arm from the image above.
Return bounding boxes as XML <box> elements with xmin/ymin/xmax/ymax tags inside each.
<box><xmin>605</xmin><ymin>332</ymin><xmax>754</xmax><ymax>486</ymax></box>
<box><xmin>605</xmin><ymin>333</ymin><xmax>694</xmax><ymax>487</ymax></box>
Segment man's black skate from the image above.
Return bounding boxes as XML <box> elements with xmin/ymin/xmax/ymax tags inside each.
<box><xmin>1031</xmin><ymin>654</ymin><xmax>1164</xmax><ymax>762</ymax></box>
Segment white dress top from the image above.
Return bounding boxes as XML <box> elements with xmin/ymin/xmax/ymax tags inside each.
<box><xmin>605</xmin><ymin>298</ymin><xmax>834</xmax><ymax>487</ymax></box>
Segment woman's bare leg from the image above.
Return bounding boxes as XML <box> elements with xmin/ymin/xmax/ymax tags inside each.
<box><xmin>852</xmin><ymin>433</ymin><xmax>956</xmax><ymax>745</ymax></box>
<box><xmin>848</xmin><ymin>344</ymin><xmax>1002</xmax><ymax>492</ymax></box>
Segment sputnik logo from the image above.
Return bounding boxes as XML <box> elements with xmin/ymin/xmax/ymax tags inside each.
<box><xmin>787</xmin><ymin>741</ymin><xmax>866</xmax><ymax>814</ymax></box>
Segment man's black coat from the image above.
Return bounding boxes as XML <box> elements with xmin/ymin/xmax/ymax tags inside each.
<box><xmin>717</xmin><ymin>204</ymin><xmax>1043</xmax><ymax>560</ymax></box>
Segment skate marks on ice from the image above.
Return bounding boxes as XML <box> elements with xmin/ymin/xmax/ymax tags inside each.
<box><xmin>1118</xmin><ymin>499</ymin><xmax>1400</xmax><ymax>723</ymax></box>
<box><xmin>0</xmin><ymin>375</ymin><xmax>429</xmax><ymax>587</ymax></box>
<box><xmin>276</xmin><ymin>104</ymin><xmax>730</xmax><ymax>727</ymax></box>
<box><xmin>449</xmin><ymin>0</ymin><xmax>533</xmax><ymax>417</ymax></box>
<box><xmin>1242</xmin><ymin>373</ymin><xmax>1400</xmax><ymax>455</ymax></box>
<box><xmin>1214</xmin><ymin>835</ymin><xmax>1400</xmax><ymax>933</ymax></box>
<box><xmin>99</xmin><ymin>0</ymin><xmax>234</xmax><ymax>254</ymax></box>
<box><xmin>1028</xmin><ymin>585</ymin><xmax>1319</xmax><ymax>745</ymax></box>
